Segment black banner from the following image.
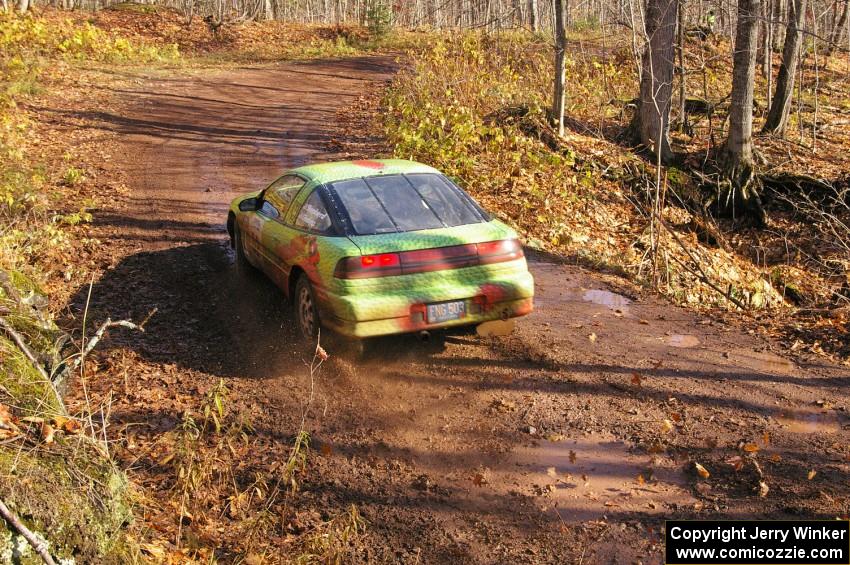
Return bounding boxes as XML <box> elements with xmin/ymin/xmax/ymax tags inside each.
<box><xmin>666</xmin><ymin>520</ymin><xmax>850</xmax><ymax>564</ymax></box>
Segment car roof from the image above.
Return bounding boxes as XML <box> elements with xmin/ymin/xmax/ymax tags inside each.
<box><xmin>289</xmin><ymin>159</ymin><xmax>441</xmax><ymax>185</ymax></box>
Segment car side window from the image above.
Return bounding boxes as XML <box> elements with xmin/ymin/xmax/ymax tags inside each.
<box><xmin>295</xmin><ymin>191</ymin><xmax>333</xmax><ymax>234</ymax></box>
<box><xmin>258</xmin><ymin>200</ymin><xmax>279</xmax><ymax>219</ymax></box>
<box><xmin>264</xmin><ymin>174</ymin><xmax>304</xmax><ymax>218</ymax></box>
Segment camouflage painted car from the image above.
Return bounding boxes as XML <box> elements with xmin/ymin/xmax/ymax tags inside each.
<box><xmin>227</xmin><ymin>159</ymin><xmax>534</xmax><ymax>340</ymax></box>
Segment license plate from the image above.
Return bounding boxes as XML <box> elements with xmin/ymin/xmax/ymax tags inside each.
<box><xmin>426</xmin><ymin>300</ymin><xmax>466</xmax><ymax>323</ymax></box>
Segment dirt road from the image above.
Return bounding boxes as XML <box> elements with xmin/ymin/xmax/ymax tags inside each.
<box><xmin>60</xmin><ymin>56</ymin><xmax>850</xmax><ymax>563</ymax></box>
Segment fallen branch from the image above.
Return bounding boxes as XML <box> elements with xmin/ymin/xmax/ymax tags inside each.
<box><xmin>0</xmin><ymin>497</ymin><xmax>57</xmax><ymax>565</ymax></box>
<box><xmin>68</xmin><ymin>317</ymin><xmax>147</xmax><ymax>375</ymax></box>
<box><xmin>0</xmin><ymin>316</ymin><xmax>66</xmax><ymax>415</ymax></box>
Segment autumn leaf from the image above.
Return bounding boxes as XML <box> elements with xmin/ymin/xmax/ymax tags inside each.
<box><xmin>588</xmin><ymin>332</ymin><xmax>597</xmax><ymax>343</ymax></box>
<box><xmin>762</xmin><ymin>432</ymin><xmax>770</xmax><ymax>445</ymax></box>
<box><xmin>661</xmin><ymin>419</ymin><xmax>675</xmax><ymax>433</ymax></box>
<box><xmin>140</xmin><ymin>542</ymin><xmax>167</xmax><ymax>560</ymax></box>
<box><xmin>694</xmin><ymin>462</ymin><xmax>710</xmax><ymax>479</ymax></box>
<box><xmin>316</xmin><ymin>345</ymin><xmax>329</xmax><ymax>361</ymax></box>
<box><xmin>725</xmin><ymin>455</ymin><xmax>744</xmax><ymax>471</ymax></box>
<box><xmin>568</xmin><ymin>450</ymin><xmax>577</xmax><ymax>464</ymax></box>
<box><xmin>631</xmin><ymin>372</ymin><xmax>642</xmax><ymax>386</ymax></box>
<box><xmin>320</xmin><ymin>443</ymin><xmax>333</xmax><ymax>456</ymax></box>
<box><xmin>0</xmin><ymin>404</ymin><xmax>20</xmax><ymax>434</ymax></box>
<box><xmin>757</xmin><ymin>481</ymin><xmax>769</xmax><ymax>497</ymax></box>
<box><xmin>636</xmin><ymin>474</ymin><xmax>645</xmax><ymax>485</ymax></box>
<box><xmin>769</xmin><ymin>454</ymin><xmax>782</xmax><ymax>463</ymax></box>
<box><xmin>546</xmin><ymin>466</ymin><xmax>558</xmax><ymax>478</ymax></box>
<box><xmin>807</xmin><ymin>470</ymin><xmax>817</xmax><ymax>480</ymax></box>
<box><xmin>472</xmin><ymin>472</ymin><xmax>488</xmax><ymax>486</ymax></box>
<box><xmin>670</xmin><ymin>412</ymin><xmax>682</xmax><ymax>423</ymax></box>
<box><xmin>62</xmin><ymin>419</ymin><xmax>82</xmax><ymax>434</ymax></box>
<box><xmin>742</xmin><ymin>443</ymin><xmax>760</xmax><ymax>453</ymax></box>
<box><xmin>40</xmin><ymin>422</ymin><xmax>55</xmax><ymax>444</ymax></box>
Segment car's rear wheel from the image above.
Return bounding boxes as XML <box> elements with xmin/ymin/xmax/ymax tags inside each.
<box><xmin>234</xmin><ymin>225</ymin><xmax>253</xmax><ymax>271</ymax></box>
<box><xmin>295</xmin><ymin>274</ymin><xmax>319</xmax><ymax>341</ymax></box>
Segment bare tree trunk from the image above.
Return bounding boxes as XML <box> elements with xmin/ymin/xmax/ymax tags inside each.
<box><xmin>826</xmin><ymin>0</ymin><xmax>849</xmax><ymax>53</ymax></box>
<box><xmin>631</xmin><ymin>0</ymin><xmax>679</xmax><ymax>163</ymax></box>
<box><xmin>765</xmin><ymin>0</ymin><xmax>773</xmax><ymax>111</ymax></box>
<box><xmin>677</xmin><ymin>0</ymin><xmax>686</xmax><ymax>131</ymax></box>
<box><xmin>553</xmin><ymin>0</ymin><xmax>567</xmax><ymax>135</ymax></box>
<box><xmin>762</xmin><ymin>0</ymin><xmax>806</xmax><ymax>134</ymax></box>
<box><xmin>17</xmin><ymin>0</ymin><xmax>29</xmax><ymax>12</ymax></box>
<box><xmin>721</xmin><ymin>0</ymin><xmax>764</xmax><ymax>223</ymax></box>
<box><xmin>529</xmin><ymin>0</ymin><xmax>539</xmax><ymax>29</ymax></box>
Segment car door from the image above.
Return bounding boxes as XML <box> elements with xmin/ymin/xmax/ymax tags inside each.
<box><xmin>286</xmin><ymin>188</ymin><xmax>337</xmax><ymax>299</ymax></box>
<box><xmin>257</xmin><ymin>175</ymin><xmax>307</xmax><ymax>288</ymax></box>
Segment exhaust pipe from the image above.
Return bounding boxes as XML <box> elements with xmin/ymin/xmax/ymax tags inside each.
<box><xmin>418</xmin><ymin>330</ymin><xmax>431</xmax><ymax>342</ymax></box>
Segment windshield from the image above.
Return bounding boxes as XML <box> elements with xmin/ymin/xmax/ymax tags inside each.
<box><xmin>328</xmin><ymin>173</ymin><xmax>488</xmax><ymax>235</ymax></box>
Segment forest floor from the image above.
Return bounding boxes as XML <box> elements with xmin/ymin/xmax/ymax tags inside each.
<box><xmin>36</xmin><ymin>52</ymin><xmax>850</xmax><ymax>563</ymax></box>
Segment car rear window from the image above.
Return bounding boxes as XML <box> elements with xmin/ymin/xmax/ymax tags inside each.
<box><xmin>329</xmin><ymin>174</ymin><xmax>487</xmax><ymax>235</ymax></box>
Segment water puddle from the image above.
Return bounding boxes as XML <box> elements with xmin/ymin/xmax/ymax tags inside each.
<box><xmin>506</xmin><ymin>435</ymin><xmax>694</xmax><ymax>521</ymax></box>
<box><xmin>477</xmin><ymin>318</ymin><xmax>516</xmax><ymax>337</ymax></box>
<box><xmin>554</xmin><ymin>288</ymin><xmax>632</xmax><ymax>312</ymax></box>
<box><xmin>665</xmin><ymin>334</ymin><xmax>700</xmax><ymax>348</ymax></box>
<box><xmin>582</xmin><ymin>289</ymin><xmax>632</xmax><ymax>309</ymax></box>
<box><xmin>776</xmin><ymin>408</ymin><xmax>842</xmax><ymax>434</ymax></box>
<box><xmin>728</xmin><ymin>348</ymin><xmax>796</xmax><ymax>374</ymax></box>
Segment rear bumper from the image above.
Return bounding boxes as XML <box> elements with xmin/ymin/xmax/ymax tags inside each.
<box><xmin>318</xmin><ymin>261</ymin><xmax>534</xmax><ymax>338</ymax></box>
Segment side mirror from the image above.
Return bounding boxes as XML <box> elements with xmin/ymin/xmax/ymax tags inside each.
<box><xmin>238</xmin><ymin>197</ymin><xmax>259</xmax><ymax>212</ymax></box>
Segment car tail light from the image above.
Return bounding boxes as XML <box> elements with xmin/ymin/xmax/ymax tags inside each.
<box><xmin>334</xmin><ymin>253</ymin><xmax>401</xmax><ymax>279</ymax></box>
<box><xmin>476</xmin><ymin>239</ymin><xmax>523</xmax><ymax>264</ymax></box>
<box><xmin>333</xmin><ymin>240</ymin><xmax>523</xmax><ymax>279</ymax></box>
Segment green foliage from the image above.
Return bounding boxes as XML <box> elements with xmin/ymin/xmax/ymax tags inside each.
<box><xmin>365</xmin><ymin>0</ymin><xmax>393</xmax><ymax>38</ymax></box>
<box><xmin>0</xmin><ymin>12</ymin><xmax>180</xmax><ymax>65</ymax></box>
<box><xmin>62</xmin><ymin>165</ymin><xmax>84</xmax><ymax>186</ymax></box>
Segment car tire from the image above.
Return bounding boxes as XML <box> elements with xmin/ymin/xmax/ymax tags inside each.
<box><xmin>234</xmin><ymin>225</ymin><xmax>253</xmax><ymax>272</ymax></box>
<box><xmin>294</xmin><ymin>274</ymin><xmax>319</xmax><ymax>342</ymax></box>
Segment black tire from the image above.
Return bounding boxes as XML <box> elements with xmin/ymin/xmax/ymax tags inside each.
<box><xmin>294</xmin><ymin>274</ymin><xmax>319</xmax><ymax>342</ymax></box>
<box><xmin>233</xmin><ymin>225</ymin><xmax>253</xmax><ymax>271</ymax></box>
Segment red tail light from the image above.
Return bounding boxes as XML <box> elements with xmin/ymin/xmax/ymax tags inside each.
<box><xmin>334</xmin><ymin>240</ymin><xmax>523</xmax><ymax>279</ymax></box>
<box><xmin>476</xmin><ymin>239</ymin><xmax>523</xmax><ymax>264</ymax></box>
<box><xmin>335</xmin><ymin>252</ymin><xmax>402</xmax><ymax>278</ymax></box>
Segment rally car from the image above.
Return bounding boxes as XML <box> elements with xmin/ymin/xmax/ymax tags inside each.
<box><xmin>227</xmin><ymin>159</ymin><xmax>534</xmax><ymax>340</ymax></box>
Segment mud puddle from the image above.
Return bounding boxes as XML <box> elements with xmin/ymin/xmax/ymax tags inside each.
<box><xmin>665</xmin><ymin>334</ymin><xmax>700</xmax><ymax>348</ymax></box>
<box><xmin>776</xmin><ymin>408</ymin><xmax>843</xmax><ymax>434</ymax></box>
<box><xmin>501</xmin><ymin>435</ymin><xmax>695</xmax><ymax>521</ymax></box>
<box><xmin>537</xmin><ymin>288</ymin><xmax>632</xmax><ymax>312</ymax></box>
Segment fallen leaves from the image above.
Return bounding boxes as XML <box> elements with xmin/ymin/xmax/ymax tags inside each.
<box><xmin>0</xmin><ymin>403</ymin><xmax>82</xmax><ymax>444</ymax></box>
<box><xmin>807</xmin><ymin>470</ymin><xmax>817</xmax><ymax>480</ymax></box>
<box><xmin>694</xmin><ymin>462</ymin><xmax>710</xmax><ymax>479</ymax></box>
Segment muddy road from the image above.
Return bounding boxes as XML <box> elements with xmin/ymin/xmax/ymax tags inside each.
<box><xmin>62</xmin><ymin>57</ymin><xmax>850</xmax><ymax>563</ymax></box>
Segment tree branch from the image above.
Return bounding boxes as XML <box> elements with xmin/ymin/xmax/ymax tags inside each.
<box><xmin>0</xmin><ymin>498</ymin><xmax>57</xmax><ymax>565</ymax></box>
<box><xmin>0</xmin><ymin>316</ymin><xmax>66</xmax><ymax>415</ymax></box>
